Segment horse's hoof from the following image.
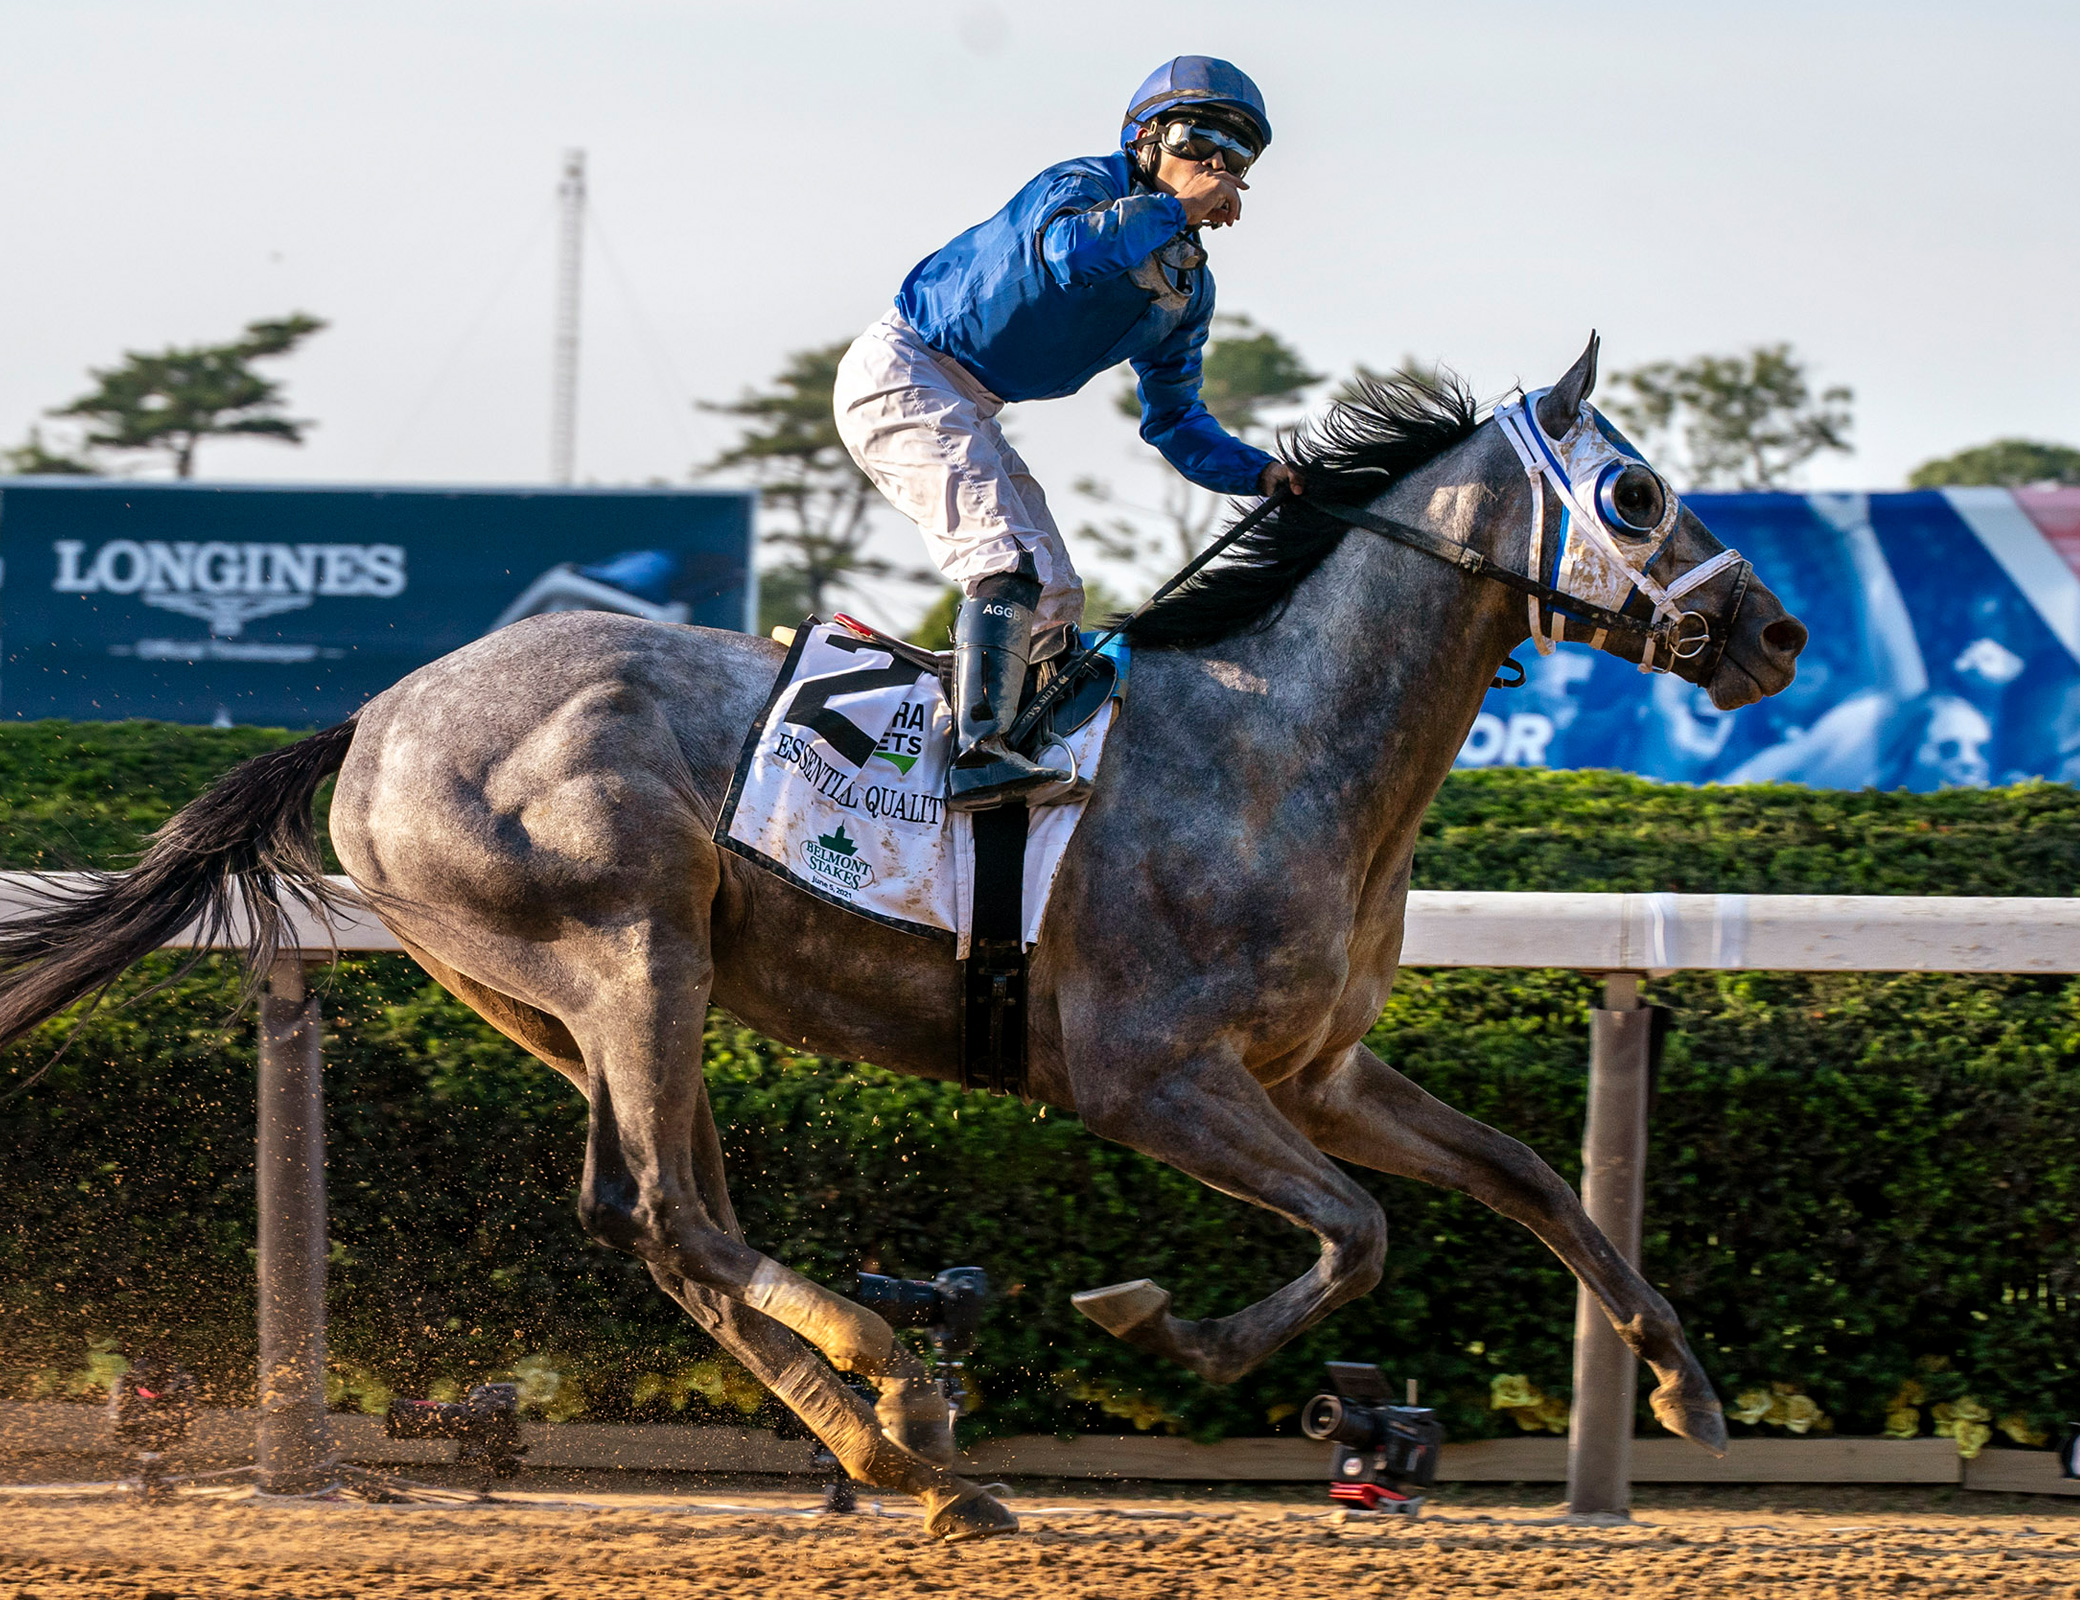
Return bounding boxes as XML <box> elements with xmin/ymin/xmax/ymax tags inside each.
<box><xmin>1071</xmin><ymin>1279</ymin><xmax>1171</xmax><ymax>1337</ymax></box>
<box><xmin>927</xmin><ymin>1488</ymin><xmax>1019</xmax><ymax>1543</ymax></box>
<box><xmin>1651</xmin><ymin>1379</ymin><xmax>1729</xmax><ymax>1457</ymax></box>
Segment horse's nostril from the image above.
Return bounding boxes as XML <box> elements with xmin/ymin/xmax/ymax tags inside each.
<box><xmin>1763</xmin><ymin>617</ymin><xmax>1808</xmax><ymax>657</ymax></box>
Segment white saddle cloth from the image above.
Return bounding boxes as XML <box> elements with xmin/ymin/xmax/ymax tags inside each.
<box><xmin>716</xmin><ymin>623</ymin><xmax>1123</xmax><ymax>955</ymax></box>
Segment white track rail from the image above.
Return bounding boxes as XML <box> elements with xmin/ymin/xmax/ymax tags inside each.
<box><xmin>1402</xmin><ymin>890</ymin><xmax>2080</xmax><ymax>973</ymax></box>
<box><xmin>8</xmin><ymin>874</ymin><xmax>2076</xmax><ymax>972</ymax></box>
<box><xmin>0</xmin><ymin>872</ymin><xmax>401</xmax><ymax>952</ymax></box>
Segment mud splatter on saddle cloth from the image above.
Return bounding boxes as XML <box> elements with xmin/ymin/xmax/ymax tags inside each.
<box><xmin>716</xmin><ymin>622</ymin><xmax>1125</xmax><ymax>953</ymax></box>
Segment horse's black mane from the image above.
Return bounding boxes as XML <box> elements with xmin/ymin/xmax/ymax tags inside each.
<box><xmin>1124</xmin><ymin>368</ymin><xmax>1482</xmax><ymax>650</ymax></box>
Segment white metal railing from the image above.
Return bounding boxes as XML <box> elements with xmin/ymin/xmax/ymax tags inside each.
<box><xmin>1402</xmin><ymin>891</ymin><xmax>2080</xmax><ymax>974</ymax></box>
<box><xmin>11</xmin><ymin>875</ymin><xmax>2072</xmax><ymax>973</ymax></box>
<box><xmin>0</xmin><ymin>872</ymin><xmax>400</xmax><ymax>952</ymax></box>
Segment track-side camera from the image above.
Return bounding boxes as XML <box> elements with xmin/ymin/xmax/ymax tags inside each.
<box><xmin>385</xmin><ymin>1382</ymin><xmax>528</xmax><ymax>1480</ymax></box>
<box><xmin>855</xmin><ymin>1265</ymin><xmax>989</xmax><ymax>1422</ymax></box>
<box><xmin>108</xmin><ymin>1353</ymin><xmax>198</xmax><ymax>1501</ymax></box>
<box><xmin>1301</xmin><ymin>1361</ymin><xmax>1444</xmax><ymax>1516</ymax></box>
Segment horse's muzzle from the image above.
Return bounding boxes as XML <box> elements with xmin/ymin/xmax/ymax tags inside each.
<box><xmin>1705</xmin><ymin>580</ymin><xmax>1806</xmax><ymax>711</ymax></box>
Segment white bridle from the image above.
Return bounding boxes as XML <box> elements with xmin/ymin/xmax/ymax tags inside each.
<box><xmin>1495</xmin><ymin>390</ymin><xmax>1746</xmax><ymax>674</ymax></box>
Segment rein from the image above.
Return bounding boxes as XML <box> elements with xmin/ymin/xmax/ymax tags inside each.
<box><xmin>1310</xmin><ymin>498</ymin><xmax>1657</xmax><ymax>644</ymax></box>
<box><xmin>1317</xmin><ymin>495</ymin><xmax>1748</xmax><ymax>686</ymax></box>
<box><xmin>1318</xmin><ymin>389</ymin><xmax>1754</xmax><ymax>685</ymax></box>
<box><xmin>1009</xmin><ymin>397</ymin><xmax>1754</xmax><ymax>751</ymax></box>
<box><xmin>1005</xmin><ymin>485</ymin><xmax>1294</xmax><ymax>748</ymax></box>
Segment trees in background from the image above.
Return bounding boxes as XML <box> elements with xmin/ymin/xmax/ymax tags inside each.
<box><xmin>907</xmin><ymin>586</ymin><xmax>964</xmax><ymax>650</ymax></box>
<box><xmin>1604</xmin><ymin>343</ymin><xmax>1852</xmax><ymax>490</ymax></box>
<box><xmin>33</xmin><ymin>313</ymin><xmax>327</xmax><ymax>479</ymax></box>
<box><xmin>1908</xmin><ymin>439</ymin><xmax>2080</xmax><ymax>489</ymax></box>
<box><xmin>700</xmin><ymin>342</ymin><xmax>932</xmax><ymax>634</ymax></box>
<box><xmin>1077</xmin><ymin>314</ymin><xmax>1321</xmax><ymax>572</ymax></box>
<box><xmin>1</xmin><ymin>428</ymin><xmax>97</xmax><ymax>475</ymax></box>
<box><xmin>1179</xmin><ymin>314</ymin><xmax>1323</xmax><ymax>440</ymax></box>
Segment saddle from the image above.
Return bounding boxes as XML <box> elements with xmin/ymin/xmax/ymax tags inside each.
<box><xmin>1026</xmin><ymin>622</ymin><xmax>1121</xmax><ymax>746</ymax></box>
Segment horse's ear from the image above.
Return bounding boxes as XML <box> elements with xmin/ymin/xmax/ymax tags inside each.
<box><xmin>1536</xmin><ymin>332</ymin><xmax>1601</xmax><ymax>435</ymax></box>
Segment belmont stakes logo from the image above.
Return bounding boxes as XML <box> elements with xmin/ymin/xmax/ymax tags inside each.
<box><xmin>51</xmin><ymin>538</ymin><xmax>408</xmax><ymax>637</ymax></box>
<box><xmin>799</xmin><ymin>822</ymin><xmax>877</xmax><ymax>895</ymax></box>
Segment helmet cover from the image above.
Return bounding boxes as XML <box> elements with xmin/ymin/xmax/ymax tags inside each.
<box><xmin>1120</xmin><ymin>56</ymin><xmax>1271</xmax><ymax>154</ymax></box>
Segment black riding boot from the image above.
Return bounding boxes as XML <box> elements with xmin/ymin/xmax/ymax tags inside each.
<box><xmin>948</xmin><ymin>572</ymin><xmax>1071</xmax><ymax>812</ymax></box>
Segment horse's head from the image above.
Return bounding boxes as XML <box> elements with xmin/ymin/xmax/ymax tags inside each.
<box><xmin>1512</xmin><ymin>335</ymin><xmax>1806</xmax><ymax>710</ymax></box>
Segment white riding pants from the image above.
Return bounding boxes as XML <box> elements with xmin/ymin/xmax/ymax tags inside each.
<box><xmin>833</xmin><ymin>311</ymin><xmax>1085</xmax><ymax>628</ymax></box>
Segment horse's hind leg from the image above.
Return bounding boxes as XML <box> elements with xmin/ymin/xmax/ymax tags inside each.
<box><xmin>567</xmin><ymin>939</ymin><xmax>1013</xmax><ymax>1538</ymax></box>
<box><xmin>1067</xmin><ymin>1044</ymin><xmax>1389</xmax><ymax>1384</ymax></box>
<box><xmin>673</xmin><ymin>1082</ymin><xmax>1004</xmax><ymax>1527</ymax></box>
<box><xmin>391</xmin><ymin>934</ymin><xmax>590</xmax><ymax>1086</ymax></box>
<box><xmin>1271</xmin><ymin>1040</ymin><xmax>1727</xmax><ymax>1455</ymax></box>
<box><xmin>391</xmin><ymin>943</ymin><xmax>992</xmax><ymax>1521</ymax></box>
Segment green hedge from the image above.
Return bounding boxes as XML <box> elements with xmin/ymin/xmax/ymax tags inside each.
<box><xmin>1422</xmin><ymin>768</ymin><xmax>2080</xmax><ymax>896</ymax></box>
<box><xmin>0</xmin><ymin>721</ymin><xmax>325</xmax><ymax>872</ymax></box>
<box><xmin>2</xmin><ymin>722</ymin><xmax>2077</xmax><ymax>1452</ymax></box>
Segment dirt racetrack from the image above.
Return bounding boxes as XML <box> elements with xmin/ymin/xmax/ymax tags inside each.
<box><xmin>5</xmin><ymin>1477</ymin><xmax>2080</xmax><ymax>1599</ymax></box>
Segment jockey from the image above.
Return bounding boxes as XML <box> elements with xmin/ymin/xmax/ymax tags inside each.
<box><xmin>835</xmin><ymin>55</ymin><xmax>1301</xmax><ymax>811</ymax></box>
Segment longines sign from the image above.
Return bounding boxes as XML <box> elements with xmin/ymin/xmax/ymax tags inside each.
<box><xmin>1</xmin><ymin>481</ymin><xmax>754</xmax><ymax>726</ymax></box>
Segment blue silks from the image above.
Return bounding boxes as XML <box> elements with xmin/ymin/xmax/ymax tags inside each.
<box><xmin>893</xmin><ymin>151</ymin><xmax>1273</xmax><ymax>498</ymax></box>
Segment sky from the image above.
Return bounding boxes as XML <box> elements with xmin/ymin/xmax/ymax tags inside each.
<box><xmin>2</xmin><ymin>0</ymin><xmax>2075</xmax><ymax>625</ymax></box>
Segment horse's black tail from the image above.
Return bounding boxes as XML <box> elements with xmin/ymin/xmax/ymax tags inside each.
<box><xmin>0</xmin><ymin>719</ymin><xmax>358</xmax><ymax>1058</ymax></box>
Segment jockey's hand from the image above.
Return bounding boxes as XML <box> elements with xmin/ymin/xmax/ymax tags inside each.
<box><xmin>1260</xmin><ymin>461</ymin><xmax>1304</xmax><ymax>498</ymax></box>
<box><xmin>1174</xmin><ymin>165</ymin><xmax>1247</xmax><ymax>228</ymax></box>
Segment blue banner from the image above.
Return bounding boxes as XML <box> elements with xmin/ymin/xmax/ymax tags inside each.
<box><xmin>1456</xmin><ymin>488</ymin><xmax>2080</xmax><ymax>791</ymax></box>
<box><xmin>0</xmin><ymin>480</ymin><xmax>756</xmax><ymax>727</ymax></box>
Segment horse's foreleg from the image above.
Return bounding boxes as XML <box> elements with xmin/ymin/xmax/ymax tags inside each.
<box><xmin>1068</xmin><ymin>1047</ymin><xmax>1388</xmax><ymax>1384</ymax></box>
<box><xmin>1272</xmin><ymin>1040</ymin><xmax>1727</xmax><ymax>1455</ymax></box>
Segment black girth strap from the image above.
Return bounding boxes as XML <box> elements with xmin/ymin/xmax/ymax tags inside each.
<box><xmin>961</xmin><ymin>802</ymin><xmax>1029</xmax><ymax>1097</ymax></box>
<box><xmin>1310</xmin><ymin>498</ymin><xmax>1662</xmax><ymax>643</ymax></box>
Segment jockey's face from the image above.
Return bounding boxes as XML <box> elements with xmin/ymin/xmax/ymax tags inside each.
<box><xmin>1147</xmin><ymin>123</ymin><xmax>1252</xmax><ymax>229</ymax></box>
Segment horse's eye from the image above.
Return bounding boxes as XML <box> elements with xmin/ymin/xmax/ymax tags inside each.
<box><xmin>1598</xmin><ymin>464</ymin><xmax>1667</xmax><ymax>534</ymax></box>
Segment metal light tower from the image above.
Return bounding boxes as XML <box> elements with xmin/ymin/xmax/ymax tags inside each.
<box><xmin>550</xmin><ymin>148</ymin><xmax>586</xmax><ymax>484</ymax></box>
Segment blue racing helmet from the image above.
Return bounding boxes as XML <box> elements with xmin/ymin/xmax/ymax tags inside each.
<box><xmin>1120</xmin><ymin>56</ymin><xmax>1271</xmax><ymax>154</ymax></box>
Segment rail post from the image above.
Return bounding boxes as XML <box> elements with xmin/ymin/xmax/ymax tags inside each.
<box><xmin>255</xmin><ymin>953</ymin><xmax>332</xmax><ymax>1491</ymax></box>
<box><xmin>1565</xmin><ymin>971</ymin><xmax>1653</xmax><ymax>1517</ymax></box>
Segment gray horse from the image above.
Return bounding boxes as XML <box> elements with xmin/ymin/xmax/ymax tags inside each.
<box><xmin>0</xmin><ymin>340</ymin><xmax>1805</xmax><ymax>1539</ymax></box>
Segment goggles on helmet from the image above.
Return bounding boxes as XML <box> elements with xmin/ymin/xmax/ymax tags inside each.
<box><xmin>1156</xmin><ymin>119</ymin><xmax>1260</xmax><ymax>176</ymax></box>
